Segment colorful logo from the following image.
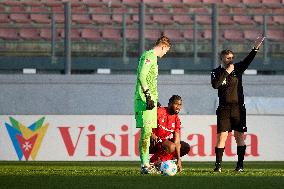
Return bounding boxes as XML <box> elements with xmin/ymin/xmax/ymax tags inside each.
<box><xmin>5</xmin><ymin>117</ymin><xmax>48</xmax><ymax>160</ymax></box>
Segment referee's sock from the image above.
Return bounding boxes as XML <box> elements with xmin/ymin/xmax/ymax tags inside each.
<box><xmin>237</xmin><ymin>145</ymin><xmax>246</xmax><ymax>167</ymax></box>
<box><xmin>215</xmin><ymin>147</ymin><xmax>225</xmax><ymax>164</ymax></box>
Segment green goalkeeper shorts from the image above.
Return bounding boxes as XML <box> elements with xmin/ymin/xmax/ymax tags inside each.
<box><xmin>135</xmin><ymin>99</ymin><xmax>157</xmax><ymax>129</ymax></box>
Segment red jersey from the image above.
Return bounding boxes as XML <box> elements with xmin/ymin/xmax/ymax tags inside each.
<box><xmin>152</xmin><ymin>107</ymin><xmax>181</xmax><ymax>140</ymax></box>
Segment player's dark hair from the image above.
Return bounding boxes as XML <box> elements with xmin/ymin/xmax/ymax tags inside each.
<box><xmin>220</xmin><ymin>49</ymin><xmax>234</xmax><ymax>60</ymax></box>
<box><xmin>169</xmin><ymin>95</ymin><xmax>182</xmax><ymax>104</ymax></box>
<box><xmin>155</xmin><ymin>35</ymin><xmax>171</xmax><ymax>47</ymax></box>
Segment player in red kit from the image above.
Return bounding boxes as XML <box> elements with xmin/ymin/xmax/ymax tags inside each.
<box><xmin>149</xmin><ymin>95</ymin><xmax>190</xmax><ymax>172</ymax></box>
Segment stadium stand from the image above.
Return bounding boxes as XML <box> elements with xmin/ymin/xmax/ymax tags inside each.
<box><xmin>0</xmin><ymin>0</ymin><xmax>283</xmax><ymax>74</ymax></box>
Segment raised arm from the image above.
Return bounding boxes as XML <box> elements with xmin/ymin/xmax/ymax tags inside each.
<box><xmin>235</xmin><ymin>36</ymin><xmax>265</xmax><ymax>74</ymax></box>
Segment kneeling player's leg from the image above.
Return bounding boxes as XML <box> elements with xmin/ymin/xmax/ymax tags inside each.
<box><xmin>180</xmin><ymin>141</ymin><xmax>190</xmax><ymax>157</ymax></box>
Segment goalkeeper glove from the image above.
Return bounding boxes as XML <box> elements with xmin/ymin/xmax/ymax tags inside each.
<box><xmin>143</xmin><ymin>89</ymin><xmax>155</xmax><ymax>110</ymax></box>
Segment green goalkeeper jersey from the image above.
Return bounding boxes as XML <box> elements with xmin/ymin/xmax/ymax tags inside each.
<box><xmin>134</xmin><ymin>49</ymin><xmax>158</xmax><ymax>108</ymax></box>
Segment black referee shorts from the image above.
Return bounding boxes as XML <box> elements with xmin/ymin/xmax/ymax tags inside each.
<box><xmin>216</xmin><ymin>104</ymin><xmax>247</xmax><ymax>133</ymax></box>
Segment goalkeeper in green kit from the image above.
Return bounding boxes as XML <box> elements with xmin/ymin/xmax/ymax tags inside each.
<box><xmin>134</xmin><ymin>36</ymin><xmax>171</xmax><ymax>174</ymax></box>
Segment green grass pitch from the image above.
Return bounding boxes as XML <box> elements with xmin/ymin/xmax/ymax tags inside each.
<box><xmin>0</xmin><ymin>161</ymin><xmax>283</xmax><ymax>189</ymax></box>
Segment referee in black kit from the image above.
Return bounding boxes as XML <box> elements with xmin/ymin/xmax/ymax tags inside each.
<box><xmin>211</xmin><ymin>36</ymin><xmax>265</xmax><ymax>172</ymax></box>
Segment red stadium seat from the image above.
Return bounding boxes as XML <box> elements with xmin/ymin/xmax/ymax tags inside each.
<box><xmin>203</xmin><ymin>0</ymin><xmax>222</xmax><ymax>3</ymax></box>
<box><xmin>101</xmin><ymin>0</ymin><xmax>122</xmax><ymax>8</ymax></box>
<box><xmin>102</xmin><ymin>28</ymin><xmax>121</xmax><ymax>41</ymax></box>
<box><xmin>126</xmin><ymin>28</ymin><xmax>139</xmax><ymax>41</ymax></box>
<box><xmin>218</xmin><ymin>8</ymin><xmax>234</xmax><ymax>25</ymax></box>
<box><xmin>173</xmin><ymin>8</ymin><xmax>193</xmax><ymax>25</ymax></box>
<box><xmin>222</xmin><ymin>0</ymin><xmax>242</xmax><ymax>3</ymax></box>
<box><xmin>132</xmin><ymin>8</ymin><xmax>153</xmax><ymax>24</ymax></box>
<box><xmin>19</xmin><ymin>28</ymin><xmax>41</xmax><ymax>40</ymax></box>
<box><xmin>80</xmin><ymin>0</ymin><xmax>102</xmax><ymax>7</ymax></box>
<box><xmin>152</xmin><ymin>8</ymin><xmax>174</xmax><ymax>25</ymax></box>
<box><xmin>223</xmin><ymin>30</ymin><xmax>244</xmax><ymax>41</ymax></box>
<box><xmin>273</xmin><ymin>8</ymin><xmax>284</xmax><ymax>24</ymax></box>
<box><xmin>91</xmin><ymin>8</ymin><xmax>112</xmax><ymax>24</ymax></box>
<box><xmin>145</xmin><ymin>29</ymin><xmax>161</xmax><ymax>41</ymax></box>
<box><xmin>162</xmin><ymin>0</ymin><xmax>183</xmax><ymax>8</ymax></box>
<box><xmin>0</xmin><ymin>6</ymin><xmax>10</xmax><ymax>23</ymax></box>
<box><xmin>233</xmin><ymin>8</ymin><xmax>255</xmax><ymax>25</ymax></box>
<box><xmin>40</xmin><ymin>29</ymin><xmax>52</xmax><ymax>40</ymax></box>
<box><xmin>72</xmin><ymin>7</ymin><xmax>92</xmax><ymax>24</ymax></box>
<box><xmin>191</xmin><ymin>8</ymin><xmax>211</xmax><ymax>24</ymax></box>
<box><xmin>112</xmin><ymin>8</ymin><xmax>132</xmax><ymax>24</ymax></box>
<box><xmin>182</xmin><ymin>0</ymin><xmax>203</xmax><ymax>3</ymax></box>
<box><xmin>143</xmin><ymin>0</ymin><xmax>163</xmax><ymax>8</ymax></box>
<box><xmin>60</xmin><ymin>29</ymin><xmax>81</xmax><ymax>41</ymax></box>
<box><xmin>262</xmin><ymin>0</ymin><xmax>282</xmax><ymax>4</ymax></box>
<box><xmin>81</xmin><ymin>28</ymin><xmax>101</xmax><ymax>41</ymax></box>
<box><xmin>273</xmin><ymin>15</ymin><xmax>284</xmax><ymax>24</ymax></box>
<box><xmin>0</xmin><ymin>28</ymin><xmax>18</xmax><ymax>40</ymax></box>
<box><xmin>242</xmin><ymin>0</ymin><xmax>261</xmax><ymax>4</ymax></box>
<box><xmin>253</xmin><ymin>8</ymin><xmax>274</xmax><ymax>24</ymax></box>
<box><xmin>10</xmin><ymin>7</ymin><xmax>30</xmax><ymax>23</ymax></box>
<box><xmin>244</xmin><ymin>30</ymin><xmax>263</xmax><ymax>41</ymax></box>
<box><xmin>163</xmin><ymin>29</ymin><xmax>184</xmax><ymax>42</ymax></box>
<box><xmin>30</xmin><ymin>7</ymin><xmax>51</xmax><ymax>24</ymax></box>
<box><xmin>182</xmin><ymin>30</ymin><xmax>193</xmax><ymax>40</ymax></box>
<box><xmin>267</xmin><ymin>29</ymin><xmax>284</xmax><ymax>42</ymax></box>
<box><xmin>121</xmin><ymin>0</ymin><xmax>140</xmax><ymax>7</ymax></box>
<box><xmin>202</xmin><ymin>29</ymin><xmax>212</xmax><ymax>40</ymax></box>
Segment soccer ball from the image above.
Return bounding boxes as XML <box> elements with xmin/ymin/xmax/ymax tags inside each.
<box><xmin>160</xmin><ymin>160</ymin><xmax>177</xmax><ymax>176</ymax></box>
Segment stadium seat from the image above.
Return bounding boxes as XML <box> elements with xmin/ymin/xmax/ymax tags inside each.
<box><xmin>218</xmin><ymin>8</ymin><xmax>234</xmax><ymax>25</ymax></box>
<box><xmin>173</xmin><ymin>8</ymin><xmax>193</xmax><ymax>25</ymax></box>
<box><xmin>40</xmin><ymin>29</ymin><xmax>52</xmax><ymax>40</ymax></box>
<box><xmin>143</xmin><ymin>0</ymin><xmax>163</xmax><ymax>8</ymax></box>
<box><xmin>244</xmin><ymin>30</ymin><xmax>263</xmax><ymax>41</ymax></box>
<box><xmin>101</xmin><ymin>0</ymin><xmax>122</xmax><ymax>8</ymax></box>
<box><xmin>0</xmin><ymin>28</ymin><xmax>18</xmax><ymax>40</ymax></box>
<box><xmin>125</xmin><ymin>28</ymin><xmax>139</xmax><ymax>41</ymax></box>
<box><xmin>202</xmin><ymin>29</ymin><xmax>212</xmax><ymax>40</ymax></box>
<box><xmin>59</xmin><ymin>29</ymin><xmax>81</xmax><ymax>41</ymax></box>
<box><xmin>80</xmin><ymin>0</ymin><xmax>102</xmax><ymax>7</ymax></box>
<box><xmin>102</xmin><ymin>28</ymin><xmax>121</xmax><ymax>41</ymax></box>
<box><xmin>223</xmin><ymin>30</ymin><xmax>244</xmax><ymax>41</ymax></box>
<box><xmin>273</xmin><ymin>8</ymin><xmax>284</xmax><ymax>24</ymax></box>
<box><xmin>72</xmin><ymin>7</ymin><xmax>92</xmax><ymax>24</ymax></box>
<box><xmin>112</xmin><ymin>8</ymin><xmax>133</xmax><ymax>24</ymax></box>
<box><xmin>182</xmin><ymin>0</ymin><xmax>203</xmax><ymax>3</ymax></box>
<box><xmin>163</xmin><ymin>29</ymin><xmax>184</xmax><ymax>42</ymax></box>
<box><xmin>261</xmin><ymin>0</ymin><xmax>282</xmax><ymax>4</ymax></box>
<box><xmin>132</xmin><ymin>8</ymin><xmax>153</xmax><ymax>24</ymax></box>
<box><xmin>145</xmin><ymin>29</ymin><xmax>161</xmax><ymax>41</ymax></box>
<box><xmin>267</xmin><ymin>29</ymin><xmax>284</xmax><ymax>42</ymax></box>
<box><xmin>191</xmin><ymin>8</ymin><xmax>211</xmax><ymax>24</ymax></box>
<box><xmin>19</xmin><ymin>28</ymin><xmax>41</xmax><ymax>40</ymax></box>
<box><xmin>91</xmin><ymin>8</ymin><xmax>112</xmax><ymax>24</ymax></box>
<box><xmin>81</xmin><ymin>28</ymin><xmax>101</xmax><ymax>41</ymax></box>
<box><xmin>233</xmin><ymin>8</ymin><xmax>255</xmax><ymax>25</ymax></box>
<box><xmin>253</xmin><ymin>8</ymin><xmax>274</xmax><ymax>24</ymax></box>
<box><xmin>222</xmin><ymin>0</ymin><xmax>242</xmax><ymax>3</ymax></box>
<box><xmin>10</xmin><ymin>7</ymin><xmax>30</xmax><ymax>23</ymax></box>
<box><xmin>162</xmin><ymin>0</ymin><xmax>183</xmax><ymax>8</ymax></box>
<box><xmin>203</xmin><ymin>0</ymin><xmax>222</xmax><ymax>3</ymax></box>
<box><xmin>30</xmin><ymin>7</ymin><xmax>51</xmax><ymax>24</ymax></box>
<box><xmin>242</xmin><ymin>0</ymin><xmax>261</xmax><ymax>4</ymax></box>
<box><xmin>152</xmin><ymin>8</ymin><xmax>174</xmax><ymax>25</ymax></box>
<box><xmin>0</xmin><ymin>6</ymin><xmax>10</xmax><ymax>23</ymax></box>
<box><xmin>182</xmin><ymin>30</ymin><xmax>193</xmax><ymax>40</ymax></box>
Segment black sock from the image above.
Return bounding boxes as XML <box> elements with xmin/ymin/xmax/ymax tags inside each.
<box><xmin>215</xmin><ymin>147</ymin><xmax>225</xmax><ymax>164</ymax></box>
<box><xmin>237</xmin><ymin>145</ymin><xmax>246</xmax><ymax>166</ymax></box>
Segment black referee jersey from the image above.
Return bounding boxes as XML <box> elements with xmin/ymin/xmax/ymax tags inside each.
<box><xmin>211</xmin><ymin>50</ymin><xmax>258</xmax><ymax>105</ymax></box>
